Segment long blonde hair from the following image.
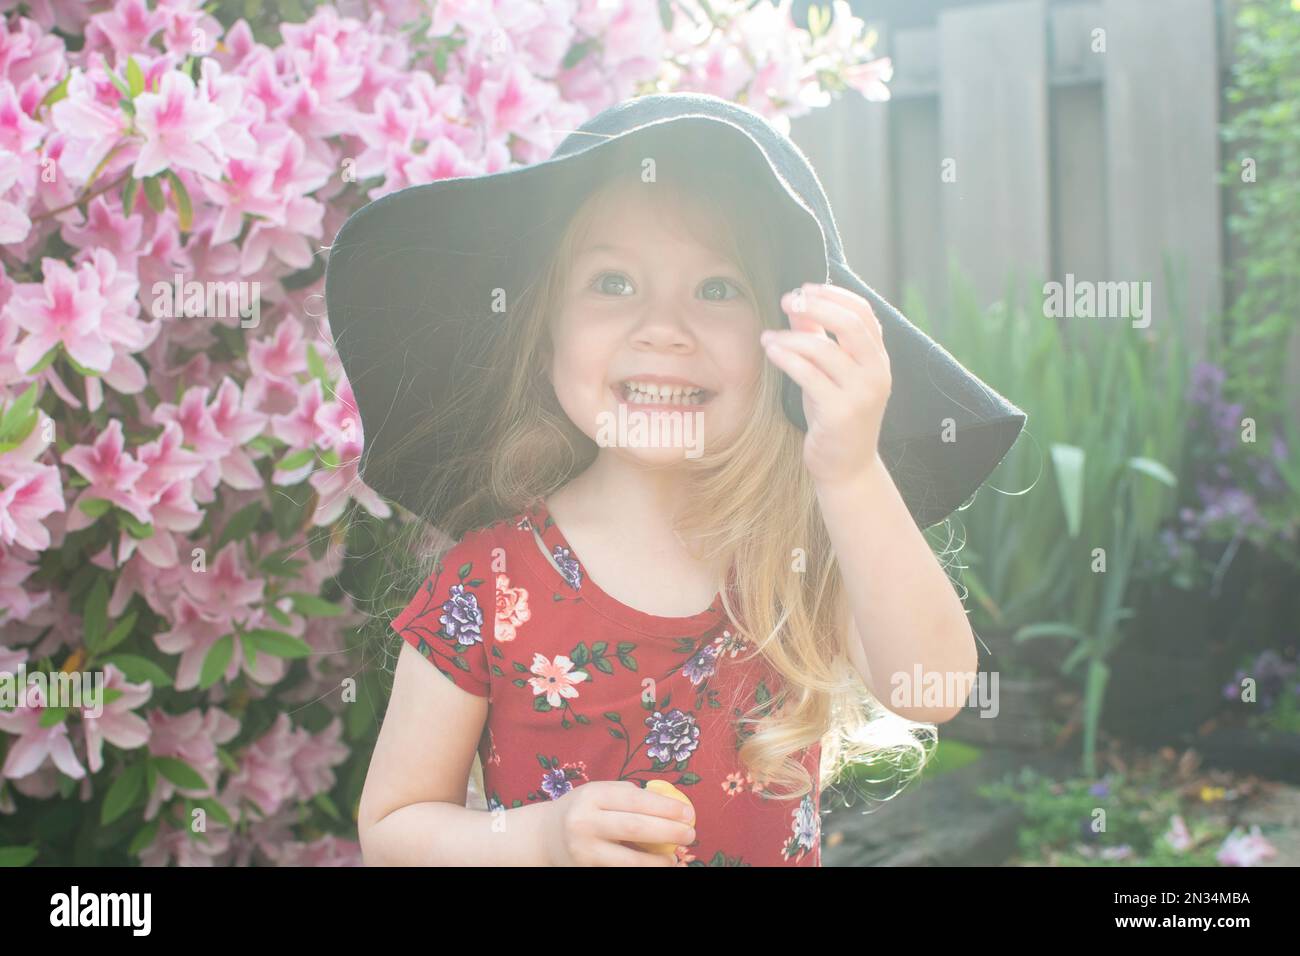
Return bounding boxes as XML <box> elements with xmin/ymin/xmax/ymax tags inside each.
<box><xmin>371</xmin><ymin>142</ymin><xmax>937</xmax><ymax>806</ymax></box>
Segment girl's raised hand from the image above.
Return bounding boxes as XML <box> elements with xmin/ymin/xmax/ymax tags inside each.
<box><xmin>541</xmin><ymin>780</ymin><xmax>696</xmax><ymax>867</ymax></box>
<box><xmin>763</xmin><ymin>282</ymin><xmax>893</xmax><ymax>489</ymax></box>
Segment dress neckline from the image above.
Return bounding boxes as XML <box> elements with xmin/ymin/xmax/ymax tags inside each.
<box><xmin>516</xmin><ymin>496</ymin><xmax>728</xmax><ymax>638</ymax></box>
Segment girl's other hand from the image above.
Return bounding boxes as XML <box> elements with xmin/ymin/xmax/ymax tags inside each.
<box><xmin>541</xmin><ymin>780</ymin><xmax>696</xmax><ymax>867</ymax></box>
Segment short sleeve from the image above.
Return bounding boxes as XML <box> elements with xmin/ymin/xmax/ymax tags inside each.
<box><xmin>390</xmin><ymin>532</ymin><xmax>494</xmax><ymax>698</ymax></box>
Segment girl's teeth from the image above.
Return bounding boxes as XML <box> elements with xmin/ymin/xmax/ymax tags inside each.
<box><xmin>619</xmin><ymin>382</ymin><xmax>710</xmax><ymax>405</ymax></box>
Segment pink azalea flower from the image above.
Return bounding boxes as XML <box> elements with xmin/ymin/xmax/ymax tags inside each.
<box><xmin>79</xmin><ymin>663</ymin><xmax>152</xmax><ymax>773</ymax></box>
<box><xmin>85</xmin><ymin>0</ymin><xmax>165</xmax><ymax>58</ymax></box>
<box><xmin>0</xmin><ymin>458</ymin><xmax>64</xmax><ymax>550</ymax></box>
<box><xmin>62</xmin><ymin>418</ymin><xmax>155</xmax><ymax>527</ymax></box>
<box><xmin>137</xmin><ymin>818</ymin><xmax>233</xmax><ymax>866</ymax></box>
<box><xmin>1163</xmin><ymin>813</ymin><xmax>1193</xmax><ymax>853</ymax></box>
<box><xmin>0</xmin><ymin>79</ymin><xmax>46</xmax><ymax>154</ymax></box>
<box><xmin>0</xmin><ymin>679</ymin><xmax>86</xmax><ymax>780</ymax></box>
<box><xmin>142</xmin><ymin>705</ymin><xmax>240</xmax><ymax>820</ymax></box>
<box><xmin>1216</xmin><ymin>825</ymin><xmax>1278</xmax><ymax>867</ymax></box>
<box><xmin>7</xmin><ymin>256</ymin><xmax>113</xmax><ymax>374</ymax></box>
<box><xmin>0</xmin><ymin>540</ymin><xmax>50</xmax><ymax>620</ymax></box>
<box><xmin>274</xmin><ymin>834</ymin><xmax>363</xmax><ymax>866</ymax></box>
<box><xmin>221</xmin><ymin>712</ymin><xmax>299</xmax><ymax>817</ymax></box>
<box><xmin>48</xmin><ymin>66</ymin><xmax>131</xmax><ymax>182</ymax></box>
<box><xmin>132</xmin><ymin>68</ymin><xmax>227</xmax><ymax>180</ymax></box>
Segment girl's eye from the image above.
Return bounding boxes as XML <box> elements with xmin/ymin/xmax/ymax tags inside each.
<box><xmin>591</xmin><ymin>272</ymin><xmax>634</xmax><ymax>296</ymax></box>
<box><xmin>699</xmin><ymin>277</ymin><xmax>744</xmax><ymax>302</ymax></box>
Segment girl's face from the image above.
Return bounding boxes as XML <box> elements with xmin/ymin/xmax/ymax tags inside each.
<box><xmin>548</xmin><ymin>180</ymin><xmax>765</xmax><ymax>462</ymax></box>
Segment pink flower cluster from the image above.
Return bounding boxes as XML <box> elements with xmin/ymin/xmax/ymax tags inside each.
<box><xmin>0</xmin><ymin>0</ymin><xmax>885</xmax><ymax>865</ymax></box>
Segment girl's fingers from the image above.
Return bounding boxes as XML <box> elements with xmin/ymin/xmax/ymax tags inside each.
<box><xmin>784</xmin><ymin>288</ymin><xmax>878</xmax><ymax>365</ymax></box>
<box><xmin>763</xmin><ymin>330</ymin><xmax>857</xmax><ymax>389</ymax></box>
<box><xmin>798</xmin><ymin>283</ymin><xmax>887</xmax><ymax>358</ymax></box>
<box><xmin>597</xmin><ymin>808</ymin><xmax>696</xmax><ymax>847</ymax></box>
<box><xmin>764</xmin><ymin>337</ymin><xmax>836</xmax><ymax>409</ymax></box>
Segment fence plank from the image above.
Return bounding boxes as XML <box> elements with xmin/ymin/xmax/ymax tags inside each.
<box><xmin>892</xmin><ymin>96</ymin><xmax>946</xmax><ymax>325</ymax></box>
<box><xmin>792</xmin><ymin>81</ymin><xmax>895</xmax><ymax>302</ymax></box>
<box><xmin>938</xmin><ymin>0</ymin><xmax>1051</xmax><ymax>309</ymax></box>
<box><xmin>1102</xmin><ymin>0</ymin><xmax>1222</xmax><ymax>358</ymax></box>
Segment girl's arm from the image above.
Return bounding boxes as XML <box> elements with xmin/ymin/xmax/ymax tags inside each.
<box><xmin>815</xmin><ymin>453</ymin><xmax>978</xmax><ymax>725</ymax></box>
<box><xmin>358</xmin><ymin>641</ymin><xmax>554</xmax><ymax>866</ymax></box>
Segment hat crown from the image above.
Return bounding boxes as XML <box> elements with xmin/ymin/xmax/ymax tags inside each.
<box><xmin>549</xmin><ymin>92</ymin><xmax>846</xmax><ymax>265</ymax></box>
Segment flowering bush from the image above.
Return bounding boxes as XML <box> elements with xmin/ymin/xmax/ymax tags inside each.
<box><xmin>0</xmin><ymin>0</ymin><xmax>888</xmax><ymax>864</ymax></box>
<box><xmin>1139</xmin><ymin>360</ymin><xmax>1298</xmax><ymax>595</ymax></box>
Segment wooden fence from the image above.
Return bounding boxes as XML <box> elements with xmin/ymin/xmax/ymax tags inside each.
<box><xmin>791</xmin><ymin>0</ymin><xmax>1254</xmax><ymax>377</ymax></box>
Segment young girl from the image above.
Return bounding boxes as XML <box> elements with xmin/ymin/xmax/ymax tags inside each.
<box><xmin>336</xmin><ymin>94</ymin><xmax>1024</xmax><ymax>867</ymax></box>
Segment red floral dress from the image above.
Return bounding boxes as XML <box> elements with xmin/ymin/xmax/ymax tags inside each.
<box><xmin>390</xmin><ymin>497</ymin><xmax>822</xmax><ymax>866</ymax></box>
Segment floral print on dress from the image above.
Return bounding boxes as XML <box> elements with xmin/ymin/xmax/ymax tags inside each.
<box><xmin>391</xmin><ymin>554</ymin><xmax>492</xmax><ymax>697</ymax></box>
<box><xmin>441</xmin><ymin>582</ymin><xmax>484</xmax><ymax>646</ymax></box>
<box><xmin>395</xmin><ymin>505</ymin><xmax>822</xmax><ymax>865</ymax></box>
<box><xmin>782</xmin><ymin>793</ymin><xmax>820</xmax><ymax>862</ymax></box>
<box><xmin>494</xmin><ymin>573</ymin><xmax>531</xmax><ymax>642</ymax></box>
<box><xmin>528</xmin><ymin>652</ymin><xmax>588</xmax><ymax>706</ymax></box>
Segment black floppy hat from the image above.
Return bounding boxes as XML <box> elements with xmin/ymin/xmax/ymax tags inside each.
<box><xmin>323</xmin><ymin>91</ymin><xmax>1027</xmax><ymax>530</ymax></box>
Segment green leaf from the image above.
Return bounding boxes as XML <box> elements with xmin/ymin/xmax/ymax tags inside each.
<box><xmin>152</xmin><ymin>756</ymin><xmax>206</xmax><ymax>791</ymax></box>
<box><xmin>198</xmin><ymin>634</ymin><xmax>234</xmax><ymax>689</ymax></box>
<box><xmin>38</xmin><ymin>705</ymin><xmax>68</xmax><ymax>728</ymax></box>
<box><xmin>305</xmin><ymin>343</ymin><xmax>328</xmax><ymax>387</ymax></box>
<box><xmin>83</xmin><ymin>576</ymin><xmax>110</xmax><ymax>651</ymax></box>
<box><xmin>77</xmin><ymin>497</ymin><xmax>113</xmax><ymax>520</ymax></box>
<box><xmin>142</xmin><ymin>175</ymin><xmax>165</xmax><ymax>213</ymax></box>
<box><xmin>193</xmin><ymin>797</ymin><xmax>232</xmax><ymax>827</ymax></box>
<box><xmin>1126</xmin><ymin>456</ymin><xmax>1177</xmax><ymax>487</ymax></box>
<box><xmin>164</xmin><ymin>169</ymin><xmax>193</xmax><ymax>232</ymax></box>
<box><xmin>121</xmin><ymin>175</ymin><xmax>139</xmax><ymax>215</ymax></box>
<box><xmin>107</xmin><ymin>69</ymin><xmax>131</xmax><ymax>100</ymax></box>
<box><xmin>127</xmin><ymin>818</ymin><xmax>160</xmax><ymax>857</ymax></box>
<box><xmin>101</xmin><ymin>763</ymin><xmax>145</xmax><ymax>825</ymax></box>
<box><xmin>39</xmin><ymin>74</ymin><xmax>70</xmax><ymax>110</ymax></box>
<box><xmin>99</xmin><ymin>611</ymin><xmax>138</xmax><ymax>655</ymax></box>
<box><xmin>312</xmin><ymin>792</ymin><xmax>342</xmax><ymax>822</ymax></box>
<box><xmin>286</xmin><ymin>592</ymin><xmax>344</xmax><ymax>617</ymax></box>
<box><xmin>217</xmin><ymin>501</ymin><xmax>263</xmax><ymax>549</ymax></box>
<box><xmin>0</xmin><ymin>846</ymin><xmax>38</xmax><ymax>867</ymax></box>
<box><xmin>25</xmin><ymin>344</ymin><xmax>60</xmax><ymax>376</ymax></box>
<box><xmin>125</xmin><ymin>56</ymin><xmax>144</xmax><ymax>98</ymax></box>
<box><xmin>243</xmin><ymin>629</ymin><xmax>312</xmax><ymax>659</ymax></box>
<box><xmin>276</xmin><ymin>448</ymin><xmax>316</xmax><ymax>471</ymax></box>
<box><xmin>0</xmin><ymin>384</ymin><xmax>39</xmax><ymax>442</ymax></box>
<box><xmin>101</xmin><ymin>654</ymin><xmax>173</xmax><ymax>688</ymax></box>
<box><xmin>117</xmin><ymin>510</ymin><xmax>154</xmax><ymax>539</ymax></box>
<box><xmin>1049</xmin><ymin>443</ymin><xmax>1086</xmax><ymax>538</ymax></box>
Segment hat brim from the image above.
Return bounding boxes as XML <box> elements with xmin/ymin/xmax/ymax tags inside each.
<box><xmin>324</xmin><ymin>115</ymin><xmax>831</xmax><ymax>519</ymax></box>
<box><xmin>827</xmin><ymin>258</ymin><xmax>1027</xmax><ymax>529</ymax></box>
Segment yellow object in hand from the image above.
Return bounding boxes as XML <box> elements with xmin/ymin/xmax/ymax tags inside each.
<box><xmin>633</xmin><ymin>779</ymin><xmax>696</xmax><ymax>857</ymax></box>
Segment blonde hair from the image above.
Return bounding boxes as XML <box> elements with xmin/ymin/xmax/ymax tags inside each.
<box><xmin>369</xmin><ymin>140</ymin><xmax>937</xmax><ymax>808</ymax></box>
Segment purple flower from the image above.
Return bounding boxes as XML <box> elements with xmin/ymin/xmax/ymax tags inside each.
<box><xmin>682</xmin><ymin>644</ymin><xmax>719</xmax><ymax>686</ymax></box>
<box><xmin>1089</xmin><ymin>781</ymin><xmax>1109</xmax><ymax>798</ymax></box>
<box><xmin>644</xmin><ymin>708</ymin><xmax>700</xmax><ymax>764</ymax></box>
<box><xmin>440</xmin><ymin>583</ymin><xmax>483</xmax><ymax>646</ymax></box>
<box><xmin>541</xmin><ymin>767</ymin><xmax>572</xmax><ymax>800</ymax></box>
<box><xmin>553</xmin><ymin>546</ymin><xmax>582</xmax><ymax>591</ymax></box>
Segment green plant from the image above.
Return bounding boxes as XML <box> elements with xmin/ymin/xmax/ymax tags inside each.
<box><xmin>909</xmin><ymin>268</ymin><xmax>1188</xmax><ymax>774</ymax></box>
<box><xmin>978</xmin><ymin>767</ymin><xmax>1228</xmax><ymax>867</ymax></box>
<box><xmin>1219</xmin><ymin>0</ymin><xmax>1300</xmax><ymax>429</ymax></box>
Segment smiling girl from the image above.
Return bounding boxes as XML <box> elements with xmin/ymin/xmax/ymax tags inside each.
<box><xmin>331</xmin><ymin>93</ymin><xmax>1026</xmax><ymax>867</ymax></box>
